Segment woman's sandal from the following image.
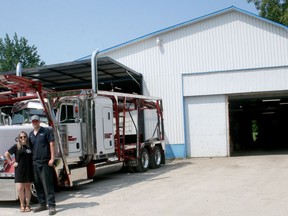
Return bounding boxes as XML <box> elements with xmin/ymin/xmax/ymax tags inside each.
<box><xmin>20</xmin><ymin>206</ymin><xmax>25</xmax><ymax>212</ymax></box>
<box><xmin>25</xmin><ymin>206</ymin><xmax>31</xmax><ymax>212</ymax></box>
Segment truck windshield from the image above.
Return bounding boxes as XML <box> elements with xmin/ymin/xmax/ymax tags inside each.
<box><xmin>12</xmin><ymin>108</ymin><xmax>47</xmax><ymax>125</ymax></box>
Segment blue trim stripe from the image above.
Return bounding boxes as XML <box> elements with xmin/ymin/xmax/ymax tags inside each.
<box><xmin>165</xmin><ymin>144</ymin><xmax>185</xmax><ymax>159</ymax></box>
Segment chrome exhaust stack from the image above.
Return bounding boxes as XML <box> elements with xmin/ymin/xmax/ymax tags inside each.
<box><xmin>91</xmin><ymin>49</ymin><xmax>99</xmax><ymax>95</ymax></box>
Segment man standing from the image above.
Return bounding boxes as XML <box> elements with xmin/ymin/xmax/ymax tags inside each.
<box><xmin>29</xmin><ymin>115</ymin><xmax>57</xmax><ymax>215</ymax></box>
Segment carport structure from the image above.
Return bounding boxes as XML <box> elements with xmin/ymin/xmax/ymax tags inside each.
<box><xmin>2</xmin><ymin>56</ymin><xmax>142</xmax><ymax>93</ymax></box>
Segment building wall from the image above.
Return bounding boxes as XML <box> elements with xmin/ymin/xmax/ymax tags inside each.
<box><xmin>183</xmin><ymin>66</ymin><xmax>288</xmax><ymax>97</ymax></box>
<box><xmin>100</xmin><ymin>9</ymin><xmax>288</xmax><ymax>158</ymax></box>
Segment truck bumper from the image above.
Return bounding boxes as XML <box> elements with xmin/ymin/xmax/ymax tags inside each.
<box><xmin>0</xmin><ymin>179</ymin><xmax>17</xmax><ymax>201</ymax></box>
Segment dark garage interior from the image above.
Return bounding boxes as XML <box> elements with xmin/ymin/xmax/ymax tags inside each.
<box><xmin>229</xmin><ymin>94</ymin><xmax>288</xmax><ymax>156</ymax></box>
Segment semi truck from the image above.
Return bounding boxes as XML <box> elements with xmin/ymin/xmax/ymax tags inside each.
<box><xmin>0</xmin><ymin>51</ymin><xmax>165</xmax><ymax>202</ymax></box>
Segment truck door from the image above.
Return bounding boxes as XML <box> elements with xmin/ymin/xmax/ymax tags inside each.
<box><xmin>95</xmin><ymin>96</ymin><xmax>115</xmax><ymax>155</ymax></box>
<box><xmin>103</xmin><ymin>107</ymin><xmax>113</xmax><ymax>150</ymax></box>
<box><xmin>59</xmin><ymin>102</ymin><xmax>82</xmax><ymax>157</ymax></box>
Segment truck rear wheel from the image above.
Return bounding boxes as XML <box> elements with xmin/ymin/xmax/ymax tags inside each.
<box><xmin>149</xmin><ymin>146</ymin><xmax>162</xmax><ymax>169</ymax></box>
<box><xmin>136</xmin><ymin>148</ymin><xmax>149</xmax><ymax>172</ymax></box>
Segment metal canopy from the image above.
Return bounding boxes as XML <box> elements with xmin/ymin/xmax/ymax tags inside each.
<box><xmin>3</xmin><ymin>57</ymin><xmax>142</xmax><ymax>94</ymax></box>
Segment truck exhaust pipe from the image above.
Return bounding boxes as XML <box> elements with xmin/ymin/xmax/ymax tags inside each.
<box><xmin>91</xmin><ymin>49</ymin><xmax>99</xmax><ymax>94</ymax></box>
<box><xmin>16</xmin><ymin>62</ymin><xmax>22</xmax><ymax>77</ymax></box>
<box><xmin>16</xmin><ymin>62</ymin><xmax>22</xmax><ymax>97</ymax></box>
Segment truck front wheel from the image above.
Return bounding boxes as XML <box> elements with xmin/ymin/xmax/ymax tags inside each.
<box><xmin>30</xmin><ymin>183</ymin><xmax>38</xmax><ymax>203</ymax></box>
<box><xmin>136</xmin><ymin>148</ymin><xmax>149</xmax><ymax>172</ymax></box>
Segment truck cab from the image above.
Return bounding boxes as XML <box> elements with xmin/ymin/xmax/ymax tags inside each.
<box><xmin>0</xmin><ymin>99</ymin><xmax>48</xmax><ymax>201</ymax></box>
<box><xmin>54</xmin><ymin>95</ymin><xmax>115</xmax><ymax>161</ymax></box>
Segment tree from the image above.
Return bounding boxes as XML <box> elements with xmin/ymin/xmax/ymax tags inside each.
<box><xmin>247</xmin><ymin>0</ymin><xmax>288</xmax><ymax>25</ymax></box>
<box><xmin>0</xmin><ymin>33</ymin><xmax>45</xmax><ymax>72</ymax></box>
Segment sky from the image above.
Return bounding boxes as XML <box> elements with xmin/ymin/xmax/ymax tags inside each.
<box><xmin>0</xmin><ymin>0</ymin><xmax>258</xmax><ymax>65</ymax></box>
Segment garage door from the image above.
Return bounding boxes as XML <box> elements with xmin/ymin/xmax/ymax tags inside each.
<box><xmin>184</xmin><ymin>95</ymin><xmax>229</xmax><ymax>157</ymax></box>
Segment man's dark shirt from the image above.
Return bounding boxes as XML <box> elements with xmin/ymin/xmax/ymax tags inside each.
<box><xmin>29</xmin><ymin>126</ymin><xmax>54</xmax><ymax>165</ymax></box>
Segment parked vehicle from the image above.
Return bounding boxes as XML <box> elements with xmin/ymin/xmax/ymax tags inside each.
<box><xmin>0</xmin><ymin>53</ymin><xmax>165</xmax><ymax>202</ymax></box>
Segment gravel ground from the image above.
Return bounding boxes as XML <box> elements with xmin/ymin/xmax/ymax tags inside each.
<box><xmin>1</xmin><ymin>154</ymin><xmax>288</xmax><ymax>216</ymax></box>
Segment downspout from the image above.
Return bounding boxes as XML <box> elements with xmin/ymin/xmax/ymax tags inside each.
<box><xmin>181</xmin><ymin>75</ymin><xmax>187</xmax><ymax>159</ymax></box>
<box><xmin>91</xmin><ymin>49</ymin><xmax>99</xmax><ymax>94</ymax></box>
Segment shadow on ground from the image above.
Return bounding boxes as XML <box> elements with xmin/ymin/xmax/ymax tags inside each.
<box><xmin>56</xmin><ymin>159</ymin><xmax>192</xmax><ymax>201</ymax></box>
<box><xmin>0</xmin><ymin>159</ymin><xmax>192</xmax><ymax>213</ymax></box>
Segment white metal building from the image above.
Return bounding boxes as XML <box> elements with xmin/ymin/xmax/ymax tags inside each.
<box><xmin>95</xmin><ymin>6</ymin><xmax>288</xmax><ymax>159</ymax></box>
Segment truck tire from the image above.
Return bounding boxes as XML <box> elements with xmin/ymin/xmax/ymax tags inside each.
<box><xmin>30</xmin><ymin>183</ymin><xmax>38</xmax><ymax>204</ymax></box>
<box><xmin>136</xmin><ymin>148</ymin><xmax>149</xmax><ymax>172</ymax></box>
<box><xmin>149</xmin><ymin>146</ymin><xmax>162</xmax><ymax>169</ymax></box>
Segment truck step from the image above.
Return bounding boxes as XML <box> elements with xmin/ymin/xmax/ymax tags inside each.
<box><xmin>107</xmin><ymin>156</ymin><xmax>119</xmax><ymax>162</ymax></box>
<box><xmin>73</xmin><ymin>179</ymin><xmax>93</xmax><ymax>186</ymax></box>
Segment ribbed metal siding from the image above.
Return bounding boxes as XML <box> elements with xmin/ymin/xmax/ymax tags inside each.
<box><xmin>183</xmin><ymin>66</ymin><xmax>288</xmax><ymax>97</ymax></box>
<box><xmin>100</xmin><ymin>10</ymin><xmax>288</xmax><ymax>146</ymax></box>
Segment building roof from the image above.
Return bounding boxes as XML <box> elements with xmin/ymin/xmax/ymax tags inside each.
<box><xmin>77</xmin><ymin>6</ymin><xmax>288</xmax><ymax>61</ymax></box>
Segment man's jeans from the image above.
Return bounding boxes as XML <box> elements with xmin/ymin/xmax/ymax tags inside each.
<box><xmin>33</xmin><ymin>163</ymin><xmax>56</xmax><ymax>207</ymax></box>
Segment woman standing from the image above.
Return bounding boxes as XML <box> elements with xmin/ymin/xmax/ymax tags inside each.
<box><xmin>5</xmin><ymin>131</ymin><xmax>33</xmax><ymax>212</ymax></box>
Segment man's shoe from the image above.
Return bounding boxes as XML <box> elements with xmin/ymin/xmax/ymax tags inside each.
<box><xmin>33</xmin><ymin>205</ymin><xmax>47</xmax><ymax>213</ymax></box>
<box><xmin>49</xmin><ymin>206</ymin><xmax>57</xmax><ymax>215</ymax></box>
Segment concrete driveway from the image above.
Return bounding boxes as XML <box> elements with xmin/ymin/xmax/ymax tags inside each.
<box><xmin>1</xmin><ymin>154</ymin><xmax>288</xmax><ymax>216</ymax></box>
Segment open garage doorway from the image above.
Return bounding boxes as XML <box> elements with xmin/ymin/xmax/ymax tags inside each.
<box><xmin>229</xmin><ymin>93</ymin><xmax>288</xmax><ymax>156</ymax></box>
